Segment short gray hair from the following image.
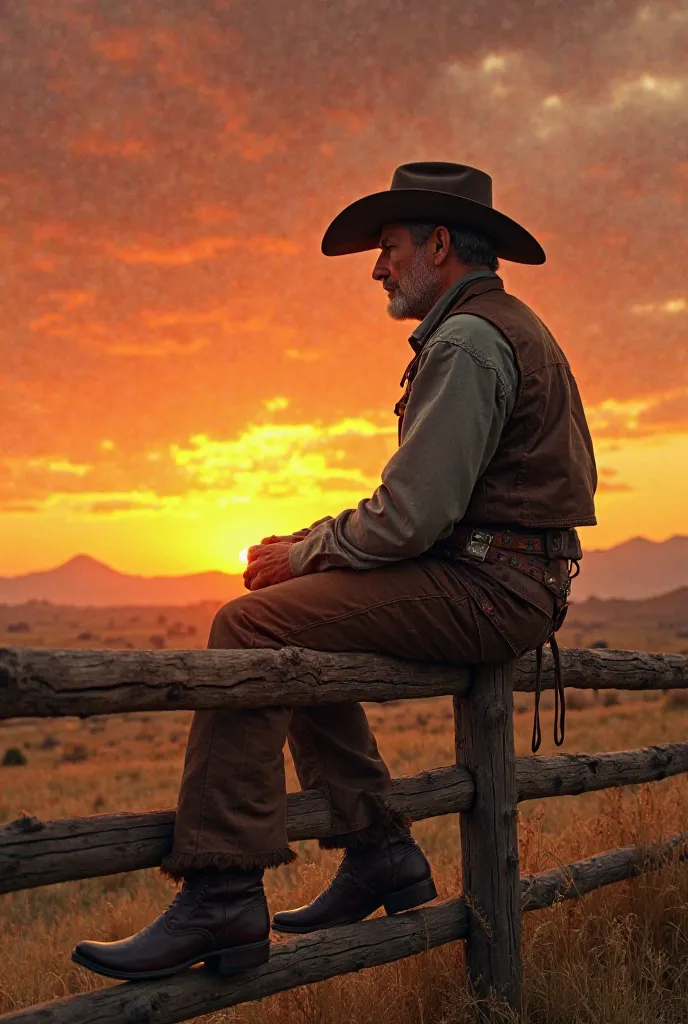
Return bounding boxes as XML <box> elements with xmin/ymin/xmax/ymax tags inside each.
<box><xmin>401</xmin><ymin>221</ymin><xmax>499</xmax><ymax>272</ymax></box>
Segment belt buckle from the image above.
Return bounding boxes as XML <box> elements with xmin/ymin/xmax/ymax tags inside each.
<box><xmin>465</xmin><ymin>530</ymin><xmax>493</xmax><ymax>561</ymax></box>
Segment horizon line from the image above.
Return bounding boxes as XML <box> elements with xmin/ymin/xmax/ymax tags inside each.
<box><xmin>2</xmin><ymin>533</ymin><xmax>688</xmax><ymax>581</ymax></box>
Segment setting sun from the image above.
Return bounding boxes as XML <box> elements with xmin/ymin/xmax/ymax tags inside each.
<box><xmin>239</xmin><ymin>548</ymin><xmax>249</xmax><ymax>565</ymax></box>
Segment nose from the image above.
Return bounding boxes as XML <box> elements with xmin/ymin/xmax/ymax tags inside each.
<box><xmin>371</xmin><ymin>252</ymin><xmax>388</xmax><ymax>282</ymax></box>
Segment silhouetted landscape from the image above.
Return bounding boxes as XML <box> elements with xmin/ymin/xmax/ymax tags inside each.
<box><xmin>2</xmin><ymin>536</ymin><xmax>688</xmax><ymax>607</ymax></box>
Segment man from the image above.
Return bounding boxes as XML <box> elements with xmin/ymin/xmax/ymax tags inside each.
<box><xmin>72</xmin><ymin>162</ymin><xmax>597</xmax><ymax>981</ymax></box>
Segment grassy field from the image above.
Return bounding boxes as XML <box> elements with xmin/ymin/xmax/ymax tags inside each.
<box><xmin>1</xmin><ymin>603</ymin><xmax>688</xmax><ymax>1022</ymax></box>
<box><xmin>2</xmin><ymin>585</ymin><xmax>688</xmax><ymax>654</ymax></box>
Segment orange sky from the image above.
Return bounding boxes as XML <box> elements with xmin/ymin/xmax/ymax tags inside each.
<box><xmin>1</xmin><ymin>1</ymin><xmax>687</xmax><ymax>577</ymax></box>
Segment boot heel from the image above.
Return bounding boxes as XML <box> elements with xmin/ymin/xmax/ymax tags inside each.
<box><xmin>204</xmin><ymin>939</ymin><xmax>270</xmax><ymax>976</ymax></box>
<box><xmin>383</xmin><ymin>877</ymin><xmax>437</xmax><ymax>915</ymax></box>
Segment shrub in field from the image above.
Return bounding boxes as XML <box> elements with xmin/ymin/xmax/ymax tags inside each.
<box><xmin>6</xmin><ymin>622</ymin><xmax>29</xmax><ymax>633</ymax></box>
<box><xmin>602</xmin><ymin>691</ymin><xmax>620</xmax><ymax>707</ymax></box>
<box><xmin>60</xmin><ymin>743</ymin><xmax>89</xmax><ymax>763</ymax></box>
<box><xmin>665</xmin><ymin>690</ymin><xmax>688</xmax><ymax>710</ymax></box>
<box><xmin>149</xmin><ymin>634</ymin><xmax>166</xmax><ymax>649</ymax></box>
<box><xmin>565</xmin><ymin>691</ymin><xmax>589</xmax><ymax>711</ymax></box>
<box><xmin>39</xmin><ymin>734</ymin><xmax>60</xmax><ymax>750</ymax></box>
<box><xmin>2</xmin><ymin>747</ymin><xmax>27</xmax><ymax>766</ymax></box>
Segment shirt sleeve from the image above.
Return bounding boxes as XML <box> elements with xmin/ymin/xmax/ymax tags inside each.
<box><xmin>288</xmin><ymin>314</ymin><xmax>518</xmax><ymax>575</ymax></box>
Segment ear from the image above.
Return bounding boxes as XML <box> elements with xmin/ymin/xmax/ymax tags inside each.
<box><xmin>433</xmin><ymin>226</ymin><xmax>452</xmax><ymax>265</ymax></box>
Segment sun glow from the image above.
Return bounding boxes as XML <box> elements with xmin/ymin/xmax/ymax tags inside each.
<box><xmin>238</xmin><ymin>547</ymin><xmax>249</xmax><ymax>564</ymax></box>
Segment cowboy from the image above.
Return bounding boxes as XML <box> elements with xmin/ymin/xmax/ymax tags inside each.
<box><xmin>72</xmin><ymin>162</ymin><xmax>597</xmax><ymax>981</ymax></box>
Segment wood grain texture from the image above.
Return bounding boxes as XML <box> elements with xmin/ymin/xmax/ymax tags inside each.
<box><xmin>0</xmin><ymin>647</ymin><xmax>470</xmax><ymax>720</ymax></box>
<box><xmin>515</xmin><ymin>647</ymin><xmax>687</xmax><ymax>692</ymax></box>
<box><xmin>1</xmin><ymin>647</ymin><xmax>686</xmax><ymax>721</ymax></box>
<box><xmin>0</xmin><ymin>764</ymin><xmax>475</xmax><ymax>894</ymax></box>
<box><xmin>455</xmin><ymin>663</ymin><xmax>521</xmax><ymax>1011</ymax></box>
<box><xmin>4</xmin><ymin>836</ymin><xmax>685</xmax><ymax>1024</ymax></box>
<box><xmin>0</xmin><ymin>899</ymin><xmax>469</xmax><ymax>1024</ymax></box>
<box><xmin>517</xmin><ymin>741</ymin><xmax>688</xmax><ymax>802</ymax></box>
<box><xmin>520</xmin><ymin>831</ymin><xmax>688</xmax><ymax>911</ymax></box>
<box><xmin>3</xmin><ymin>743</ymin><xmax>687</xmax><ymax>895</ymax></box>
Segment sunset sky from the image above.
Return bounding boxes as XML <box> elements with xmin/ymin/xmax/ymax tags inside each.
<box><xmin>1</xmin><ymin>0</ymin><xmax>686</xmax><ymax>578</ymax></box>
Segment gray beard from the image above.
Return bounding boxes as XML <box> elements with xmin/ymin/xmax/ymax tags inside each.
<box><xmin>386</xmin><ymin>250</ymin><xmax>443</xmax><ymax>321</ymax></box>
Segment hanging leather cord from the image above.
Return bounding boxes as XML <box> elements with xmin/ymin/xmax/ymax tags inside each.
<box><xmin>551</xmin><ymin>632</ymin><xmax>565</xmax><ymax>747</ymax></box>
<box><xmin>530</xmin><ymin>558</ymin><xmax>579</xmax><ymax>753</ymax></box>
<box><xmin>531</xmin><ymin>633</ymin><xmax>565</xmax><ymax>752</ymax></box>
<box><xmin>532</xmin><ymin>645</ymin><xmax>543</xmax><ymax>752</ymax></box>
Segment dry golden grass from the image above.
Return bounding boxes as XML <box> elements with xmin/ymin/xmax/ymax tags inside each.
<box><xmin>2</xmin><ymin>603</ymin><xmax>687</xmax><ymax>1021</ymax></box>
<box><xmin>2</xmin><ymin>587</ymin><xmax>688</xmax><ymax>655</ymax></box>
<box><xmin>1</xmin><ymin>691</ymin><xmax>688</xmax><ymax>1023</ymax></box>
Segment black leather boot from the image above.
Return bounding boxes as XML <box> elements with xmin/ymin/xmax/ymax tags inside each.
<box><xmin>272</xmin><ymin>829</ymin><xmax>437</xmax><ymax>933</ymax></box>
<box><xmin>71</xmin><ymin>867</ymin><xmax>270</xmax><ymax>981</ymax></box>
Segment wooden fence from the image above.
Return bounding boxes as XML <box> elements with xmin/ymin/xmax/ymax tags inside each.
<box><xmin>0</xmin><ymin>644</ymin><xmax>687</xmax><ymax>1022</ymax></box>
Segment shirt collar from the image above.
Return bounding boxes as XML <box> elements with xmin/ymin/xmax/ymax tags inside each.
<box><xmin>408</xmin><ymin>269</ymin><xmax>499</xmax><ymax>353</ymax></box>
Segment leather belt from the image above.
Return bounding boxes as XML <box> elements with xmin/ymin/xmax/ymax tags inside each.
<box><xmin>434</xmin><ymin>525</ymin><xmax>583</xmax><ymax>561</ymax></box>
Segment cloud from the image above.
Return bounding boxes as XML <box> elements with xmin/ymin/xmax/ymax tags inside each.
<box><xmin>284</xmin><ymin>348</ymin><xmax>322</xmax><ymax>362</ymax></box>
<box><xmin>263</xmin><ymin>396</ymin><xmax>289</xmax><ymax>412</ymax></box>
<box><xmin>596</xmin><ymin>467</ymin><xmax>633</xmax><ymax>493</ymax></box>
<box><xmin>1</xmin><ymin>0</ymin><xmax>686</xmax><ymax>513</ymax></box>
<box><xmin>170</xmin><ymin>417</ymin><xmax>396</xmax><ymax>498</ymax></box>
<box><xmin>586</xmin><ymin>389</ymin><xmax>688</xmax><ymax>437</ymax></box>
<box><xmin>25</xmin><ymin>458</ymin><xmax>92</xmax><ymax>477</ymax></box>
<box><xmin>87</xmin><ymin>497</ymin><xmax>167</xmax><ymax>514</ymax></box>
<box><xmin>631</xmin><ymin>298</ymin><xmax>686</xmax><ymax>314</ymax></box>
<box><xmin>0</xmin><ymin>413</ymin><xmax>398</xmax><ymax>513</ymax></box>
<box><xmin>108</xmin><ymin>235</ymin><xmax>298</xmax><ymax>266</ymax></box>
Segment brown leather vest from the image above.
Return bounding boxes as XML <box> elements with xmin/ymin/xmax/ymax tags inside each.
<box><xmin>396</xmin><ymin>274</ymin><xmax>598</xmax><ymax>529</ymax></box>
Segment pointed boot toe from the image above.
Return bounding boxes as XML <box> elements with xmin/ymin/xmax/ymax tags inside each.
<box><xmin>71</xmin><ymin>939</ymin><xmax>115</xmax><ymax>974</ymax></box>
<box><xmin>71</xmin><ymin>937</ymin><xmax>152</xmax><ymax>980</ymax></box>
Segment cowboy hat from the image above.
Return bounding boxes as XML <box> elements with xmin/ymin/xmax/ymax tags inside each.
<box><xmin>321</xmin><ymin>161</ymin><xmax>545</xmax><ymax>265</ymax></box>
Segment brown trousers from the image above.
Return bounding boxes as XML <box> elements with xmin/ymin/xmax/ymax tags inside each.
<box><xmin>160</xmin><ymin>552</ymin><xmax>560</xmax><ymax>880</ymax></box>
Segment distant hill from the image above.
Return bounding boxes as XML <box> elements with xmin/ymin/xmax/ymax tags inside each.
<box><xmin>0</xmin><ymin>555</ymin><xmax>245</xmax><ymax>607</ymax></box>
<box><xmin>1</xmin><ymin>536</ymin><xmax>687</xmax><ymax>606</ymax></box>
<box><xmin>572</xmin><ymin>536</ymin><xmax>688</xmax><ymax>601</ymax></box>
<box><xmin>558</xmin><ymin>585</ymin><xmax>688</xmax><ymax>654</ymax></box>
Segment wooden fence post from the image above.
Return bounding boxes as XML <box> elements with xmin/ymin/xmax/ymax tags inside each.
<box><xmin>454</xmin><ymin>662</ymin><xmax>521</xmax><ymax>1016</ymax></box>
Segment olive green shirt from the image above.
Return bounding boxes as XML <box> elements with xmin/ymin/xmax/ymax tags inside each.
<box><xmin>288</xmin><ymin>270</ymin><xmax>519</xmax><ymax>576</ymax></box>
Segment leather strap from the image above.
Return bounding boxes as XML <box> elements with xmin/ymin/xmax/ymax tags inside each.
<box><xmin>441</xmin><ymin>525</ymin><xmax>583</xmax><ymax>561</ymax></box>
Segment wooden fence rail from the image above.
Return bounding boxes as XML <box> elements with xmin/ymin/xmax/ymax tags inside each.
<box><xmin>1</xmin><ymin>647</ymin><xmax>686</xmax><ymax>720</ymax></box>
<box><xmin>3</xmin><ymin>741</ymin><xmax>687</xmax><ymax>894</ymax></box>
<box><xmin>2</xmin><ymin>835</ymin><xmax>686</xmax><ymax>1024</ymax></box>
<box><xmin>1</xmin><ymin>645</ymin><xmax>687</xmax><ymax>1022</ymax></box>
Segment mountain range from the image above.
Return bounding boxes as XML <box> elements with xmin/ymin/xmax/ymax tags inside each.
<box><xmin>1</xmin><ymin>536</ymin><xmax>687</xmax><ymax>606</ymax></box>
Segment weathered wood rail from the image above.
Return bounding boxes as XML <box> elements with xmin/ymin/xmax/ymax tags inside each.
<box><xmin>1</xmin><ymin>646</ymin><xmax>685</xmax><ymax>719</ymax></box>
<box><xmin>1</xmin><ymin>645</ymin><xmax>687</xmax><ymax>1022</ymax></box>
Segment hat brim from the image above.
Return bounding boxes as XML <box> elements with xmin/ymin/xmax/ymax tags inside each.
<box><xmin>321</xmin><ymin>189</ymin><xmax>545</xmax><ymax>265</ymax></box>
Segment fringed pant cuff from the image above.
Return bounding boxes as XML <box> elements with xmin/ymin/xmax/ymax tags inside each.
<box><xmin>318</xmin><ymin>801</ymin><xmax>411</xmax><ymax>851</ymax></box>
<box><xmin>159</xmin><ymin>846</ymin><xmax>297</xmax><ymax>882</ymax></box>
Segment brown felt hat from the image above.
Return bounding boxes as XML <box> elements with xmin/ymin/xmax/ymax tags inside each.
<box><xmin>321</xmin><ymin>161</ymin><xmax>545</xmax><ymax>265</ymax></box>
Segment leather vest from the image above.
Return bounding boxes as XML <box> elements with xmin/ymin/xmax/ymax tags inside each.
<box><xmin>395</xmin><ymin>274</ymin><xmax>597</xmax><ymax>529</ymax></box>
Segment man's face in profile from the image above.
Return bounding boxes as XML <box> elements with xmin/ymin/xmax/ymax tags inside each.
<box><xmin>371</xmin><ymin>223</ymin><xmax>444</xmax><ymax>321</ymax></box>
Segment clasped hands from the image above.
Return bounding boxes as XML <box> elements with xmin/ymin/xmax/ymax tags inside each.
<box><xmin>242</xmin><ymin>533</ymin><xmax>302</xmax><ymax>592</ymax></box>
